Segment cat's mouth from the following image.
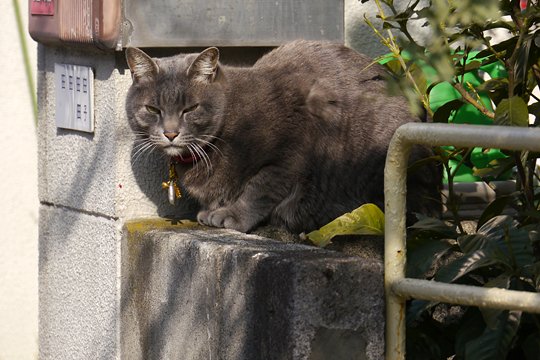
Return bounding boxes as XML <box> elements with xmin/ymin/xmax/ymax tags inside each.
<box><xmin>165</xmin><ymin>144</ymin><xmax>208</xmax><ymax>165</ymax></box>
<box><xmin>163</xmin><ymin>145</ymin><xmax>192</xmax><ymax>162</ymax></box>
<box><xmin>172</xmin><ymin>152</ymin><xmax>198</xmax><ymax>164</ymax></box>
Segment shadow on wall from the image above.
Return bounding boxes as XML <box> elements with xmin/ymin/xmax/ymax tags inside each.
<box><xmin>129</xmin><ymin>146</ymin><xmax>199</xmax><ymax>219</ymax></box>
<box><xmin>121</xmin><ymin>231</ymin><xmax>296</xmax><ymax>359</ymax></box>
<box><xmin>120</xmin><ymin>227</ymin><xmax>382</xmax><ymax>360</ymax></box>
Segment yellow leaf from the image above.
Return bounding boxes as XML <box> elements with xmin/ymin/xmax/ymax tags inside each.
<box><xmin>306</xmin><ymin>204</ymin><xmax>385</xmax><ymax>247</ymax></box>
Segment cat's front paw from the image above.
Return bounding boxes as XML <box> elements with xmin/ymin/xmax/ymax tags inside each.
<box><xmin>197</xmin><ymin>208</ymin><xmax>251</xmax><ymax>233</ymax></box>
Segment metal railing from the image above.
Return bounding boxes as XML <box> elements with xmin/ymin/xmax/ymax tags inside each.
<box><xmin>384</xmin><ymin>123</ymin><xmax>540</xmax><ymax>359</ymax></box>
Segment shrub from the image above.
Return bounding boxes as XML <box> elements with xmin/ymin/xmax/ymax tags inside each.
<box><xmin>362</xmin><ymin>0</ymin><xmax>540</xmax><ymax>358</ymax></box>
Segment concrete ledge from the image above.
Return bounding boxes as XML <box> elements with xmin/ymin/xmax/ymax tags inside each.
<box><xmin>122</xmin><ymin>221</ymin><xmax>384</xmax><ymax>360</ymax></box>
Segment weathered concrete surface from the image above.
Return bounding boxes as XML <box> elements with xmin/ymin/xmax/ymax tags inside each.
<box><xmin>39</xmin><ymin>205</ymin><xmax>121</xmax><ymax>360</ymax></box>
<box><xmin>122</xmin><ymin>222</ymin><xmax>384</xmax><ymax>360</ymax></box>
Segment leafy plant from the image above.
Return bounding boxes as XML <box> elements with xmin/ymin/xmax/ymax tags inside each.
<box><xmin>361</xmin><ymin>0</ymin><xmax>540</xmax><ymax>358</ymax></box>
<box><xmin>407</xmin><ymin>214</ymin><xmax>540</xmax><ymax>359</ymax></box>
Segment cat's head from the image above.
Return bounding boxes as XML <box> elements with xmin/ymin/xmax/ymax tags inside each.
<box><xmin>125</xmin><ymin>47</ymin><xmax>225</xmax><ymax>160</ymax></box>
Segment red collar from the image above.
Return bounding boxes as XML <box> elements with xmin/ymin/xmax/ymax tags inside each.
<box><xmin>171</xmin><ymin>153</ymin><xmax>199</xmax><ymax>164</ymax></box>
<box><xmin>171</xmin><ymin>145</ymin><xmax>210</xmax><ymax>164</ymax></box>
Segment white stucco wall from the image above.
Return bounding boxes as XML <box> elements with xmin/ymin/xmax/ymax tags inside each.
<box><xmin>0</xmin><ymin>1</ymin><xmax>38</xmax><ymax>359</ymax></box>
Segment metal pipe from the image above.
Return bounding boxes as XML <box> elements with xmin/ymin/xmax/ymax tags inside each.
<box><xmin>394</xmin><ymin>278</ymin><xmax>540</xmax><ymax>314</ymax></box>
<box><xmin>384</xmin><ymin>123</ymin><xmax>540</xmax><ymax>360</ymax></box>
<box><xmin>384</xmin><ymin>125</ymin><xmax>410</xmax><ymax>360</ymax></box>
<box><xmin>393</xmin><ymin>123</ymin><xmax>540</xmax><ymax>151</ymax></box>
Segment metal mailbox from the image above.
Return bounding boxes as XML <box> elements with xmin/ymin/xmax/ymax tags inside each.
<box><xmin>28</xmin><ymin>0</ymin><xmax>122</xmax><ymax>49</ymax></box>
<box><xmin>29</xmin><ymin>0</ymin><xmax>344</xmax><ymax>49</ymax></box>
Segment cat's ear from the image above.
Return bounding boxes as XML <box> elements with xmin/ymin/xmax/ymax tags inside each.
<box><xmin>187</xmin><ymin>47</ymin><xmax>220</xmax><ymax>84</ymax></box>
<box><xmin>125</xmin><ymin>47</ymin><xmax>159</xmax><ymax>82</ymax></box>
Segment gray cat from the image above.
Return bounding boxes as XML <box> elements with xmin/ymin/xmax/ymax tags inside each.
<box><xmin>125</xmin><ymin>41</ymin><xmax>440</xmax><ymax>233</ymax></box>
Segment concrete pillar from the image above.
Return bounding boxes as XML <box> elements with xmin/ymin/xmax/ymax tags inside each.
<box><xmin>122</xmin><ymin>223</ymin><xmax>384</xmax><ymax>360</ymax></box>
<box><xmin>37</xmin><ymin>3</ymin><xmax>400</xmax><ymax>358</ymax></box>
<box><xmin>37</xmin><ymin>43</ymin><xmax>193</xmax><ymax>358</ymax></box>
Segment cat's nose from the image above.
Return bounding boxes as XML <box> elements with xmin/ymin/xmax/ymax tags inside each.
<box><xmin>163</xmin><ymin>132</ymin><xmax>179</xmax><ymax>141</ymax></box>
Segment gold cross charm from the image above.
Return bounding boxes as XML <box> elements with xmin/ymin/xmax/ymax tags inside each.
<box><xmin>162</xmin><ymin>162</ymin><xmax>182</xmax><ymax>205</ymax></box>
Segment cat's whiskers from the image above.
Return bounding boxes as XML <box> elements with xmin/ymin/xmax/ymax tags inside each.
<box><xmin>200</xmin><ymin>134</ymin><xmax>223</xmax><ymax>145</ymax></box>
<box><xmin>183</xmin><ymin>142</ymin><xmax>202</xmax><ymax>172</ymax></box>
<box><xmin>131</xmin><ymin>138</ymin><xmax>158</xmax><ymax>165</ymax></box>
<box><xmin>132</xmin><ymin>144</ymin><xmax>156</xmax><ymax>165</ymax></box>
<box><xmin>186</xmin><ymin>143</ymin><xmax>202</xmax><ymax>173</ymax></box>
<box><xmin>190</xmin><ymin>142</ymin><xmax>213</xmax><ymax>177</ymax></box>
<box><xmin>131</xmin><ymin>128</ymin><xmax>218</xmax><ymax>179</ymax></box>
<box><xmin>197</xmin><ymin>135</ymin><xmax>223</xmax><ymax>158</ymax></box>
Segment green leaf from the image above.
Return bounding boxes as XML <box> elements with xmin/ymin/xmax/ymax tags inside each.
<box><xmin>408</xmin><ymin>216</ymin><xmax>458</xmax><ymax>237</ymax></box>
<box><xmin>457</xmin><ymin>233</ymin><xmax>488</xmax><ymax>254</ymax></box>
<box><xmin>382</xmin><ymin>0</ymin><xmax>420</xmax><ymax>22</ymax></box>
<box><xmin>476</xmin><ymin>78</ymin><xmax>509</xmax><ymax>105</ymax></box>
<box><xmin>462</xmin><ymin>59</ymin><xmax>482</xmax><ymax>73</ymax></box>
<box><xmin>472</xmin><ymin>157</ymin><xmax>516</xmax><ymax>180</ymax></box>
<box><xmin>455</xmin><ymin>308</ymin><xmax>486</xmax><ymax>358</ymax></box>
<box><xmin>475</xmin><ymin>36</ymin><xmax>517</xmax><ymax>60</ymax></box>
<box><xmin>407</xmin><ymin>299</ymin><xmax>438</xmax><ymax>325</ymax></box>
<box><xmin>407</xmin><ymin>238</ymin><xmax>454</xmax><ymax>278</ymax></box>
<box><xmin>433</xmin><ymin>98</ymin><xmax>464</xmax><ymax>123</ymax></box>
<box><xmin>514</xmin><ymin>34</ymin><xmax>534</xmax><ymax>89</ymax></box>
<box><xmin>479</xmin><ymin>274</ymin><xmax>511</xmax><ymax>329</ymax></box>
<box><xmin>477</xmin><ymin>215</ymin><xmax>515</xmax><ymax>237</ymax></box>
<box><xmin>435</xmin><ymin>248</ymin><xmax>500</xmax><ymax>283</ymax></box>
<box><xmin>477</xmin><ymin>196</ymin><xmax>513</xmax><ymax>230</ymax></box>
<box><xmin>530</xmin><ymin>102</ymin><xmax>540</xmax><ymax>114</ymax></box>
<box><xmin>494</xmin><ymin>96</ymin><xmax>529</xmax><ymax>126</ymax></box>
<box><xmin>381</xmin><ymin>57</ymin><xmax>404</xmax><ymax>76</ymax></box>
<box><xmin>522</xmin><ymin>331</ymin><xmax>540</xmax><ymax>360</ymax></box>
<box><xmin>410</xmin><ymin>63</ymin><xmax>428</xmax><ymax>95</ymax></box>
<box><xmin>475</xmin><ymin>78</ymin><xmax>508</xmax><ymax>93</ymax></box>
<box><xmin>306</xmin><ymin>203</ymin><xmax>384</xmax><ymax>247</ymax></box>
<box><xmin>502</xmin><ymin>226</ymin><xmax>534</xmax><ymax>270</ymax></box>
<box><xmin>458</xmin><ymin>215</ymin><xmax>513</xmax><ymax>254</ymax></box>
<box><xmin>469</xmin><ymin>215</ymin><xmax>534</xmax><ymax>271</ymax></box>
<box><xmin>382</xmin><ymin>21</ymin><xmax>399</xmax><ymax>30</ymax></box>
<box><xmin>465</xmin><ymin>310</ymin><xmax>521</xmax><ymax>360</ymax></box>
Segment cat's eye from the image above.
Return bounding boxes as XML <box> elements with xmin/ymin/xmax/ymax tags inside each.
<box><xmin>145</xmin><ymin>105</ymin><xmax>161</xmax><ymax>114</ymax></box>
<box><xmin>184</xmin><ymin>104</ymin><xmax>199</xmax><ymax>113</ymax></box>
